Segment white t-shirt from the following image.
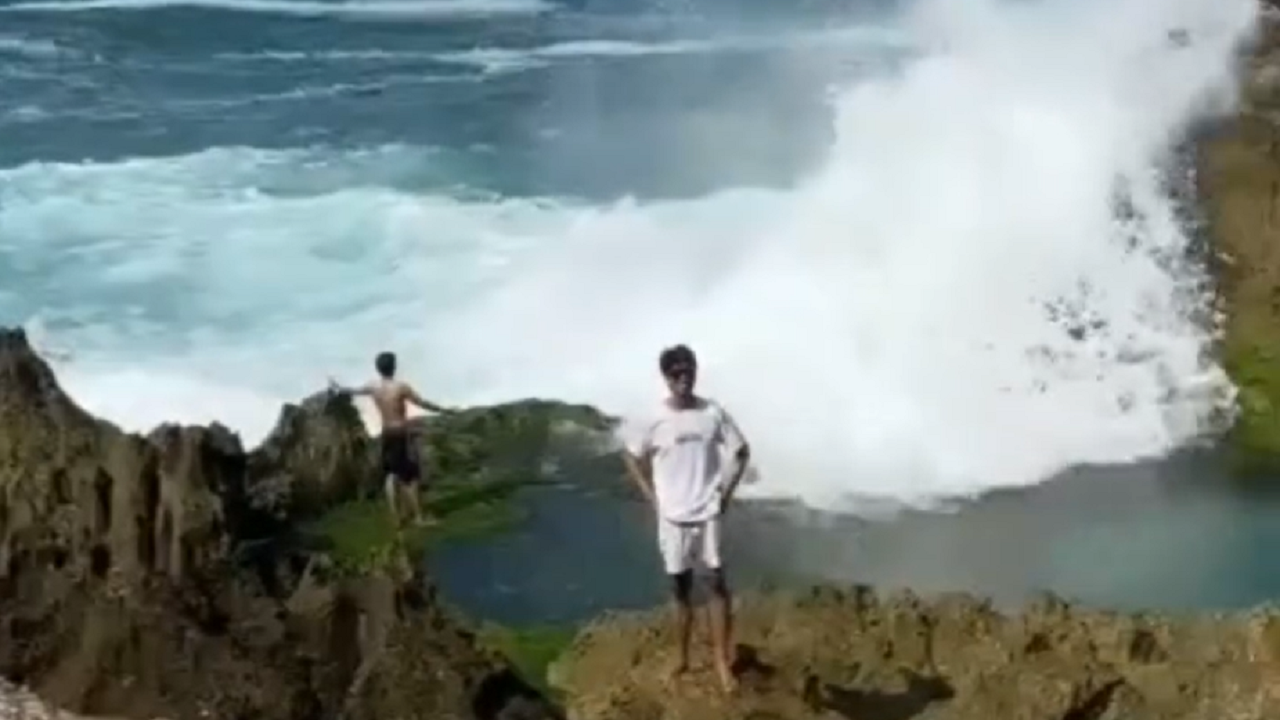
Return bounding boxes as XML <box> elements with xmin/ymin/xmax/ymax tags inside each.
<box><xmin>625</xmin><ymin>397</ymin><xmax>748</xmax><ymax>524</ymax></box>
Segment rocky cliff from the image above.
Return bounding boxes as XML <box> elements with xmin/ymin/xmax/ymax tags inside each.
<box><xmin>551</xmin><ymin>586</ymin><xmax>1280</xmax><ymax>720</ymax></box>
<box><xmin>0</xmin><ymin>326</ymin><xmax>564</xmax><ymax>720</ymax></box>
<box><xmin>1201</xmin><ymin>3</ymin><xmax>1280</xmax><ymax>470</ymax></box>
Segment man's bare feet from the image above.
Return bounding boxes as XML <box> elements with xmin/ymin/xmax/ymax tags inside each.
<box><xmin>714</xmin><ymin>656</ymin><xmax>738</xmax><ymax>695</ymax></box>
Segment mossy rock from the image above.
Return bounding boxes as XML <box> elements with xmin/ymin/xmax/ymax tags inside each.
<box><xmin>1198</xmin><ymin>27</ymin><xmax>1280</xmax><ymax>475</ymax></box>
<box><xmin>305</xmin><ymin>475</ymin><xmax>528</xmax><ymax>577</ymax></box>
<box><xmin>1223</xmin><ymin>337</ymin><xmax>1280</xmax><ymax>474</ymax></box>
<box><xmin>478</xmin><ymin>623</ymin><xmax>578</xmax><ymax>696</ymax></box>
<box><xmin>308</xmin><ymin>399</ymin><xmax>615</xmax><ymax>577</ymax></box>
<box><xmin>413</xmin><ymin>399</ymin><xmax>614</xmax><ymax>483</ymax></box>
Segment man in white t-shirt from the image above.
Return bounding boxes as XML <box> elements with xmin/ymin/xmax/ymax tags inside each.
<box><xmin>622</xmin><ymin>344</ymin><xmax>751</xmax><ymax>693</ymax></box>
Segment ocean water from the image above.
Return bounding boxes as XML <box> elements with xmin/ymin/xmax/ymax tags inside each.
<box><xmin>430</xmin><ymin>451</ymin><xmax>1280</xmax><ymax>625</ymax></box>
<box><xmin>0</xmin><ymin>0</ymin><xmax>1260</xmax><ymax>514</ymax></box>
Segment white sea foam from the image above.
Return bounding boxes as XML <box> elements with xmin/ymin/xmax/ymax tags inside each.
<box><xmin>432</xmin><ymin>26</ymin><xmax>909</xmax><ymax>73</ymax></box>
<box><xmin>207</xmin><ymin>26</ymin><xmax>908</xmax><ymax>75</ymax></box>
<box><xmin>2</xmin><ymin>0</ymin><xmax>1258</xmax><ymax>512</ymax></box>
<box><xmin>0</xmin><ymin>35</ymin><xmax>72</xmax><ymax>60</ymax></box>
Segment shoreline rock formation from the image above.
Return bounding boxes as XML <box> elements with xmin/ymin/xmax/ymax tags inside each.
<box><xmin>0</xmin><ymin>326</ymin><xmax>564</xmax><ymax>720</ymax></box>
<box><xmin>10</xmin><ymin>316</ymin><xmax>1280</xmax><ymax>720</ymax></box>
<box><xmin>552</xmin><ymin>587</ymin><xmax>1280</xmax><ymax>720</ymax></box>
<box><xmin>1200</xmin><ymin>1</ymin><xmax>1280</xmax><ymax>471</ymax></box>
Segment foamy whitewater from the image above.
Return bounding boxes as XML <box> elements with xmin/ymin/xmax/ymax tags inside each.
<box><xmin>0</xmin><ymin>0</ymin><xmax>1260</xmax><ymax>512</ymax></box>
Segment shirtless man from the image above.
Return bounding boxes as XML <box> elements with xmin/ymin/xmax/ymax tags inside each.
<box><xmin>623</xmin><ymin>344</ymin><xmax>751</xmax><ymax>693</ymax></box>
<box><xmin>329</xmin><ymin>351</ymin><xmax>455</xmax><ymax>527</ymax></box>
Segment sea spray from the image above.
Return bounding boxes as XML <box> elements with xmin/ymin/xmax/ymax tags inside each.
<box><xmin>4</xmin><ymin>0</ymin><xmax>1258</xmax><ymax>514</ymax></box>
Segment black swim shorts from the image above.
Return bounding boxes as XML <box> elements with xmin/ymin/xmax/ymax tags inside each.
<box><xmin>380</xmin><ymin>428</ymin><xmax>420</xmax><ymax>483</ymax></box>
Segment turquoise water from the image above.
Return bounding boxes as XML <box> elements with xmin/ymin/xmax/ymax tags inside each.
<box><xmin>430</xmin><ymin>452</ymin><xmax>1280</xmax><ymax>625</ymax></box>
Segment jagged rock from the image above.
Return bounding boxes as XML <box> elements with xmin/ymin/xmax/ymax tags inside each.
<box><xmin>145</xmin><ymin>424</ymin><xmax>244</xmax><ymax>583</ymax></box>
<box><xmin>247</xmin><ymin>390</ymin><xmax>373</xmax><ymax>520</ymax></box>
<box><xmin>412</xmin><ymin>400</ymin><xmax>614</xmax><ymax>483</ymax></box>
<box><xmin>551</xmin><ymin>586</ymin><xmax>1280</xmax><ymax>720</ymax></box>
<box><xmin>0</xmin><ymin>327</ymin><xmax>564</xmax><ymax>720</ymax></box>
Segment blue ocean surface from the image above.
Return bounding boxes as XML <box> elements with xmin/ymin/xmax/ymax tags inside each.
<box><xmin>0</xmin><ymin>0</ymin><xmax>911</xmax><ymax>443</ymax></box>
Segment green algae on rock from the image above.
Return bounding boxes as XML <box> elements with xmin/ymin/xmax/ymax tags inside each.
<box><xmin>306</xmin><ymin>475</ymin><xmax>527</xmax><ymax>578</ymax></box>
<box><xmin>1200</xmin><ymin>12</ymin><xmax>1280</xmax><ymax>472</ymax></box>
<box><xmin>413</xmin><ymin>399</ymin><xmax>615</xmax><ymax>483</ymax></box>
<box><xmin>478</xmin><ymin>623</ymin><xmax>578</xmax><ymax>696</ymax></box>
<box><xmin>304</xmin><ymin>397</ymin><xmax>616</xmax><ymax>578</ymax></box>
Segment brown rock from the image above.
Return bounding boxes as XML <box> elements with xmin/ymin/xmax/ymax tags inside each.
<box><xmin>551</xmin><ymin>586</ymin><xmax>1280</xmax><ymax>720</ymax></box>
<box><xmin>1199</xmin><ymin>4</ymin><xmax>1280</xmax><ymax>468</ymax></box>
<box><xmin>247</xmin><ymin>390</ymin><xmax>374</xmax><ymax>520</ymax></box>
<box><xmin>0</xmin><ymin>327</ymin><xmax>562</xmax><ymax>720</ymax></box>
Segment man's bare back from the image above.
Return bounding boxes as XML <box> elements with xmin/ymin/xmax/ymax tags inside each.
<box><xmin>365</xmin><ymin>378</ymin><xmax>433</xmax><ymax>431</ymax></box>
<box><xmin>328</xmin><ymin>351</ymin><xmax>456</xmax><ymax>527</ymax></box>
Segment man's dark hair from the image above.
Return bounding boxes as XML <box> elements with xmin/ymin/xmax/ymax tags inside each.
<box><xmin>659</xmin><ymin>344</ymin><xmax>697</xmax><ymax>375</ymax></box>
<box><xmin>375</xmin><ymin>351</ymin><xmax>397</xmax><ymax>379</ymax></box>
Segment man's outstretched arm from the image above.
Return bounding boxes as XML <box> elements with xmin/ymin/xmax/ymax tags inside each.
<box><xmin>328</xmin><ymin>377</ymin><xmax>372</xmax><ymax>397</ymax></box>
<box><xmin>406</xmin><ymin>385</ymin><xmax>454</xmax><ymax>414</ymax></box>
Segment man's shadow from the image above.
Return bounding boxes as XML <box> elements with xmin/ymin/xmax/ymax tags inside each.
<box><xmin>732</xmin><ymin>644</ymin><xmax>953</xmax><ymax>720</ymax></box>
<box><xmin>801</xmin><ymin>663</ymin><xmax>954</xmax><ymax>720</ymax></box>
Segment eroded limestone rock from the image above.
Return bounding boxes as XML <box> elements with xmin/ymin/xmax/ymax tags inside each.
<box><xmin>0</xmin><ymin>327</ymin><xmax>562</xmax><ymax>720</ymax></box>
<box><xmin>552</xmin><ymin>587</ymin><xmax>1280</xmax><ymax>720</ymax></box>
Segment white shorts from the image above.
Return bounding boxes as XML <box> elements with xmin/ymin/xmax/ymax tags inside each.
<box><xmin>657</xmin><ymin>516</ymin><xmax>723</xmax><ymax>575</ymax></box>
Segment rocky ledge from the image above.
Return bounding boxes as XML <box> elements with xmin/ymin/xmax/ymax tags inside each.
<box><xmin>552</xmin><ymin>588</ymin><xmax>1280</xmax><ymax>720</ymax></box>
<box><xmin>0</xmin><ymin>326</ymin><xmax>578</xmax><ymax>720</ymax></box>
